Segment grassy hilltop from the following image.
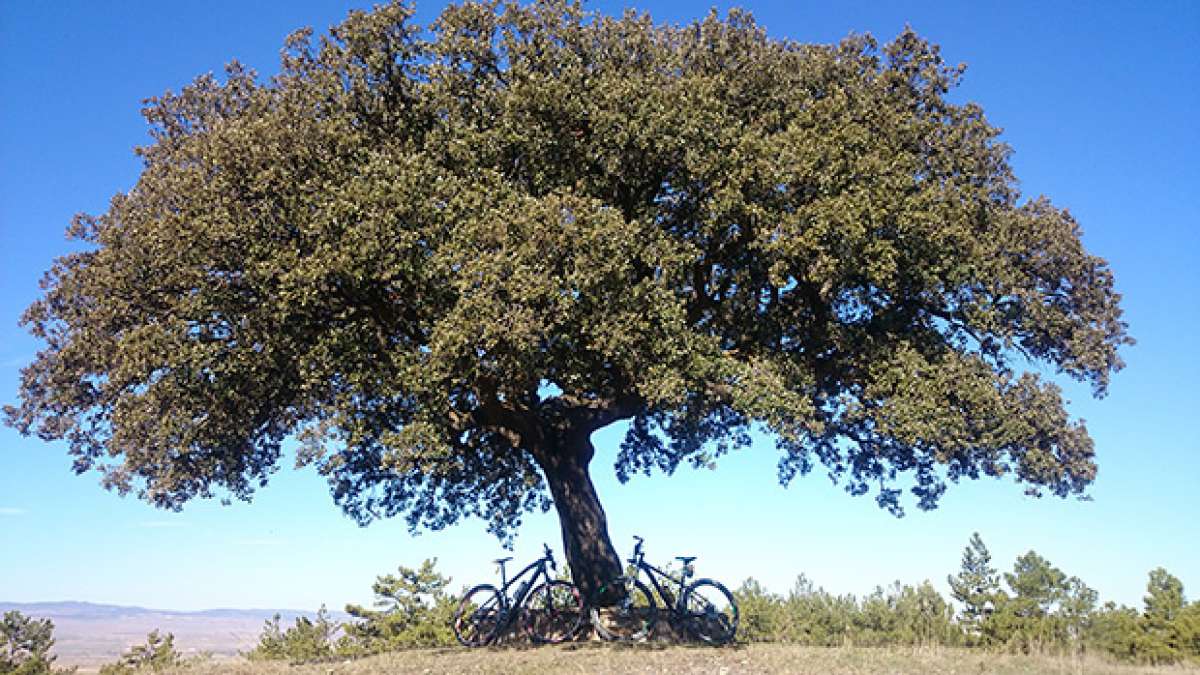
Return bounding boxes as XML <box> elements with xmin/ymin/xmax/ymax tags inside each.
<box><xmin>139</xmin><ymin>644</ymin><xmax>1200</xmax><ymax>675</ymax></box>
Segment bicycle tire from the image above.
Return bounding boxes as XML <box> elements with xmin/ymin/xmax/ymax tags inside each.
<box><xmin>453</xmin><ymin>583</ymin><xmax>504</xmax><ymax>647</ymax></box>
<box><xmin>590</xmin><ymin>576</ymin><xmax>659</xmax><ymax>642</ymax></box>
<box><xmin>522</xmin><ymin>580</ymin><xmax>585</xmax><ymax>643</ymax></box>
<box><xmin>681</xmin><ymin>578</ymin><xmax>738</xmax><ymax>644</ymax></box>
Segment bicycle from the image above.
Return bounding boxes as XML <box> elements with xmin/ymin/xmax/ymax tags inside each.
<box><xmin>453</xmin><ymin>543</ymin><xmax>585</xmax><ymax>646</ymax></box>
<box><xmin>590</xmin><ymin>535</ymin><xmax>738</xmax><ymax>644</ymax></box>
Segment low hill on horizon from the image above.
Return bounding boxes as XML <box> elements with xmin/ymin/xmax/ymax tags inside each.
<box><xmin>0</xmin><ymin>600</ymin><xmax>348</xmax><ymax>670</ymax></box>
<box><xmin>0</xmin><ymin>600</ymin><xmax>346</xmax><ymax>621</ymax></box>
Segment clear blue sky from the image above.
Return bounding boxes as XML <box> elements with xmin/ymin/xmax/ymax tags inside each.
<box><xmin>1</xmin><ymin>0</ymin><xmax>1197</xmax><ymax>613</ymax></box>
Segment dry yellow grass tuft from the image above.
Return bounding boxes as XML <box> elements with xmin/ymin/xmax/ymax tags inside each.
<box><xmin>149</xmin><ymin>644</ymin><xmax>1199</xmax><ymax>675</ymax></box>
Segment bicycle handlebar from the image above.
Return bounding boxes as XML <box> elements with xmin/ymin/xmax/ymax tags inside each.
<box><xmin>629</xmin><ymin>535</ymin><xmax>645</xmax><ymax>563</ymax></box>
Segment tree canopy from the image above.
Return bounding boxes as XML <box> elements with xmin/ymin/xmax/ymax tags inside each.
<box><xmin>6</xmin><ymin>0</ymin><xmax>1129</xmax><ymax>592</ymax></box>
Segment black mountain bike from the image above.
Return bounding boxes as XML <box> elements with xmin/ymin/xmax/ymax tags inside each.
<box><xmin>453</xmin><ymin>544</ymin><xmax>585</xmax><ymax>646</ymax></box>
<box><xmin>590</xmin><ymin>535</ymin><xmax>738</xmax><ymax>644</ymax></box>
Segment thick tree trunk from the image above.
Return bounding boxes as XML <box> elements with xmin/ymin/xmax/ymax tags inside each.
<box><xmin>534</xmin><ymin>430</ymin><xmax>625</xmax><ymax>606</ymax></box>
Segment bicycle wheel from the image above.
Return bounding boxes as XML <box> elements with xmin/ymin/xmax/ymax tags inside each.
<box><xmin>453</xmin><ymin>584</ymin><xmax>504</xmax><ymax>647</ymax></box>
<box><xmin>590</xmin><ymin>576</ymin><xmax>659</xmax><ymax>642</ymax></box>
<box><xmin>681</xmin><ymin>578</ymin><xmax>738</xmax><ymax>644</ymax></box>
<box><xmin>523</xmin><ymin>580</ymin><xmax>584</xmax><ymax>643</ymax></box>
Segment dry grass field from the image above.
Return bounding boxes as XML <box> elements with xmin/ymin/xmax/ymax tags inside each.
<box><xmin>144</xmin><ymin>644</ymin><xmax>1200</xmax><ymax>675</ymax></box>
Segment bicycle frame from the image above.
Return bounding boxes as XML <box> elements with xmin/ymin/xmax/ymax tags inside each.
<box><xmin>633</xmin><ymin>559</ymin><xmax>693</xmax><ymax>615</ymax></box>
<box><xmin>491</xmin><ymin>555</ymin><xmax>556</xmax><ymax>628</ymax></box>
<box><xmin>455</xmin><ymin>543</ymin><xmax>585</xmax><ymax>648</ymax></box>
<box><xmin>591</xmin><ymin>536</ymin><xmax>737</xmax><ymax>645</ymax></box>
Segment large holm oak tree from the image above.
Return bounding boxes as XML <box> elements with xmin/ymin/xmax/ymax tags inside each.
<box><xmin>6</xmin><ymin>1</ymin><xmax>1130</xmax><ymax>601</ymax></box>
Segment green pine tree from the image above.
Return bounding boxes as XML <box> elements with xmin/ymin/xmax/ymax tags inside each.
<box><xmin>947</xmin><ymin>533</ymin><xmax>1000</xmax><ymax>641</ymax></box>
<box><xmin>985</xmin><ymin>550</ymin><xmax>1070</xmax><ymax>652</ymax></box>
<box><xmin>343</xmin><ymin>558</ymin><xmax>457</xmax><ymax>651</ymax></box>
<box><xmin>1059</xmin><ymin>576</ymin><xmax>1098</xmax><ymax>652</ymax></box>
<box><xmin>1144</xmin><ymin>567</ymin><xmax>1186</xmax><ymax>623</ymax></box>
<box><xmin>1138</xmin><ymin>567</ymin><xmax>1187</xmax><ymax>664</ymax></box>
<box><xmin>1005</xmin><ymin>550</ymin><xmax>1068</xmax><ymax>618</ymax></box>
<box><xmin>0</xmin><ymin>611</ymin><xmax>74</xmax><ymax>675</ymax></box>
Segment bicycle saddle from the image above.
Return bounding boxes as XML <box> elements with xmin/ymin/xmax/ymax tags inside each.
<box><xmin>494</xmin><ymin>556</ymin><xmax>513</xmax><ymax>565</ymax></box>
<box><xmin>675</xmin><ymin>556</ymin><xmax>697</xmax><ymax>564</ymax></box>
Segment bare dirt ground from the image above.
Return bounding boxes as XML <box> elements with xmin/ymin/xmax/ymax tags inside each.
<box><xmin>151</xmin><ymin>644</ymin><xmax>1199</xmax><ymax>675</ymax></box>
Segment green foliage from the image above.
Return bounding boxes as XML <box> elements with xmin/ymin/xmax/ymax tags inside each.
<box><xmin>870</xmin><ymin>581</ymin><xmax>960</xmax><ymax>647</ymax></box>
<box><xmin>1144</xmin><ymin>567</ymin><xmax>1186</xmax><ymax>624</ymax></box>
<box><xmin>947</xmin><ymin>532</ymin><xmax>1000</xmax><ymax>642</ymax></box>
<box><xmin>737</xmin><ymin>536</ymin><xmax>1198</xmax><ymax>666</ymax></box>
<box><xmin>734</xmin><ymin>579</ymin><xmax>788</xmax><ymax>643</ymax></box>
<box><xmin>780</xmin><ymin>576</ymin><xmax>860</xmax><ymax>646</ymax></box>
<box><xmin>6</xmin><ymin>0</ymin><xmax>1130</xmax><ymax>553</ymax></box>
<box><xmin>734</xmin><ymin>576</ymin><xmax>961</xmax><ymax>647</ymax></box>
<box><xmin>934</xmin><ymin>536</ymin><xmax>1199</xmax><ymax>666</ymax></box>
<box><xmin>1004</xmin><ymin>551</ymin><xmax>1068</xmax><ymax>618</ymax></box>
<box><xmin>97</xmin><ymin>630</ymin><xmax>180</xmax><ymax>674</ymax></box>
<box><xmin>342</xmin><ymin>558</ymin><xmax>458</xmax><ymax>651</ymax></box>
<box><xmin>245</xmin><ymin>607</ymin><xmax>342</xmax><ymax>662</ymax></box>
<box><xmin>983</xmin><ymin>550</ymin><xmax>1069</xmax><ymax>652</ymax></box>
<box><xmin>1176</xmin><ymin>602</ymin><xmax>1200</xmax><ymax>661</ymax></box>
<box><xmin>1134</xmin><ymin>568</ymin><xmax>1192</xmax><ymax>665</ymax></box>
<box><xmin>0</xmin><ymin>612</ymin><xmax>73</xmax><ymax>675</ymax></box>
<box><xmin>978</xmin><ymin>549</ymin><xmax>1105</xmax><ymax>654</ymax></box>
<box><xmin>1088</xmin><ymin>602</ymin><xmax>1142</xmax><ymax>661</ymax></box>
<box><xmin>1059</xmin><ymin>575</ymin><xmax>1099</xmax><ymax>648</ymax></box>
<box><xmin>248</xmin><ymin>559</ymin><xmax>459</xmax><ymax>660</ymax></box>
<box><xmin>1122</xmin><ymin>568</ymin><xmax>1200</xmax><ymax>665</ymax></box>
<box><xmin>225</xmin><ymin>550</ymin><xmax>1200</xmax><ymax>664</ymax></box>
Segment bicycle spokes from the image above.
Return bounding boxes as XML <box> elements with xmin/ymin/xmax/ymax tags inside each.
<box><xmin>591</xmin><ymin>576</ymin><xmax>658</xmax><ymax>642</ymax></box>
<box><xmin>453</xmin><ymin>585</ymin><xmax>504</xmax><ymax>647</ymax></box>
<box><xmin>683</xmin><ymin>580</ymin><xmax>738</xmax><ymax>644</ymax></box>
<box><xmin>524</xmin><ymin>580</ymin><xmax>584</xmax><ymax>643</ymax></box>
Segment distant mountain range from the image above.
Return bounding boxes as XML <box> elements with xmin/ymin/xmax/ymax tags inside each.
<box><xmin>0</xmin><ymin>601</ymin><xmax>347</xmax><ymax>671</ymax></box>
<box><xmin>0</xmin><ymin>600</ymin><xmax>345</xmax><ymax>622</ymax></box>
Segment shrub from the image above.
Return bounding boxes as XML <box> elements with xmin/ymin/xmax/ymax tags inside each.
<box><xmin>1088</xmin><ymin>602</ymin><xmax>1141</xmax><ymax>661</ymax></box>
<box><xmin>97</xmin><ymin>630</ymin><xmax>179</xmax><ymax>674</ymax></box>
<box><xmin>733</xmin><ymin>579</ymin><xmax>787</xmax><ymax>643</ymax></box>
<box><xmin>731</xmin><ymin>576</ymin><xmax>962</xmax><ymax>648</ymax></box>
<box><xmin>245</xmin><ymin>607</ymin><xmax>342</xmax><ymax>662</ymax></box>
<box><xmin>342</xmin><ymin>559</ymin><xmax>458</xmax><ymax>652</ymax></box>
